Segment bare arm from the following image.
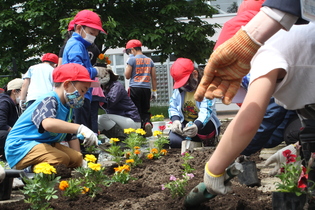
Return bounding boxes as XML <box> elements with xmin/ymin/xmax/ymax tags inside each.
<box><xmin>20</xmin><ymin>78</ymin><xmax>30</xmax><ymax>101</ymax></box>
<box><xmin>57</xmin><ymin>58</ymin><xmax>63</xmax><ymax>67</ymax></box>
<box><xmin>151</xmin><ymin>66</ymin><xmax>157</xmax><ymax>90</ymax></box>
<box><xmin>207</xmin><ymin>69</ymin><xmax>280</xmax><ymax>174</ymax></box>
<box><xmin>41</xmin><ymin>118</ymin><xmax>80</xmax><ymax>134</ymax></box>
<box><xmin>125</xmin><ymin>65</ymin><xmax>132</xmax><ymax>79</ymax></box>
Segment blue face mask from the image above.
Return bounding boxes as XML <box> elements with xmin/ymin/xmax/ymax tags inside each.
<box><xmin>64</xmin><ymin>83</ymin><xmax>84</xmax><ymax>109</ymax></box>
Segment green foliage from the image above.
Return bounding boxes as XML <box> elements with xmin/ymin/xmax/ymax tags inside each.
<box><xmin>21</xmin><ymin>172</ymin><xmax>60</xmax><ymax>210</ymax></box>
<box><xmin>0</xmin><ymin>0</ymin><xmax>218</xmax><ymax>76</ymax></box>
<box><xmin>59</xmin><ymin>179</ymin><xmax>83</xmax><ymax>199</ymax></box>
<box><xmin>181</xmin><ymin>152</ymin><xmax>195</xmax><ymax>174</ymax></box>
<box><xmin>106</xmin><ymin>144</ymin><xmax>124</xmax><ymax>166</ymax></box>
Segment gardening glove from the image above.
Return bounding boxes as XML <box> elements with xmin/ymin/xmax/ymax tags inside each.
<box><xmin>94</xmin><ymin>66</ymin><xmax>107</xmax><ymax>78</ymax></box>
<box><xmin>19</xmin><ymin>99</ymin><xmax>26</xmax><ymax>111</ymax></box>
<box><xmin>171</xmin><ymin>120</ymin><xmax>183</xmax><ymax>135</ymax></box>
<box><xmin>77</xmin><ymin>125</ymin><xmax>98</xmax><ymax>147</ymax></box>
<box><xmin>204</xmin><ymin>163</ymin><xmax>233</xmax><ymax>195</ymax></box>
<box><xmin>183</xmin><ymin>123</ymin><xmax>198</xmax><ymax>138</ymax></box>
<box><xmin>151</xmin><ymin>90</ymin><xmax>157</xmax><ymax>101</ymax></box>
<box><xmin>194</xmin><ymin>28</ymin><xmax>262</xmax><ymax>105</ymax></box>
<box><xmin>0</xmin><ymin>165</ymin><xmax>4</xmax><ymax>183</ymax></box>
<box><xmin>264</xmin><ymin>144</ymin><xmax>297</xmax><ymax>176</ymax></box>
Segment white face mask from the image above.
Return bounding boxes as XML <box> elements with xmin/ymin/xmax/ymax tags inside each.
<box><xmin>81</xmin><ymin>27</ymin><xmax>96</xmax><ymax>44</ymax></box>
<box><xmin>15</xmin><ymin>96</ymin><xmax>20</xmax><ymax>104</ymax></box>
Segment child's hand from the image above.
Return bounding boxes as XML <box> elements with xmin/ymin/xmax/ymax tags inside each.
<box><xmin>183</xmin><ymin>123</ymin><xmax>198</xmax><ymax>137</ymax></box>
<box><xmin>77</xmin><ymin>125</ymin><xmax>98</xmax><ymax>147</ymax></box>
<box><xmin>204</xmin><ymin>163</ymin><xmax>232</xmax><ymax>195</ymax></box>
<box><xmin>171</xmin><ymin>120</ymin><xmax>183</xmax><ymax>135</ymax></box>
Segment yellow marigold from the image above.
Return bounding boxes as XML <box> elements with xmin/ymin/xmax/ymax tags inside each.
<box><xmin>33</xmin><ymin>162</ymin><xmax>57</xmax><ymax>174</ymax></box>
<box><xmin>126</xmin><ymin>159</ymin><xmax>134</xmax><ymax>164</ymax></box>
<box><xmin>88</xmin><ymin>162</ymin><xmax>101</xmax><ymax>171</ymax></box>
<box><xmin>124</xmin><ymin>128</ymin><xmax>136</xmax><ymax>134</ymax></box>
<box><xmin>59</xmin><ymin>180</ymin><xmax>69</xmax><ymax>191</ymax></box>
<box><xmin>153</xmin><ymin>130</ymin><xmax>162</xmax><ymax>136</ymax></box>
<box><xmin>136</xmin><ymin>128</ymin><xmax>146</xmax><ymax>135</ymax></box>
<box><xmin>98</xmin><ymin>53</ymin><xmax>105</xmax><ymax>60</ymax></box>
<box><xmin>114</xmin><ymin>164</ymin><xmax>130</xmax><ymax>173</ymax></box>
<box><xmin>81</xmin><ymin>187</ymin><xmax>90</xmax><ymax>194</ymax></box>
<box><xmin>160</xmin><ymin>149</ymin><xmax>168</xmax><ymax>155</ymax></box>
<box><xmin>151</xmin><ymin>148</ymin><xmax>158</xmax><ymax>154</ymax></box>
<box><xmin>134</xmin><ymin>146</ymin><xmax>140</xmax><ymax>149</ymax></box>
<box><xmin>110</xmin><ymin>138</ymin><xmax>120</xmax><ymax>144</ymax></box>
<box><xmin>147</xmin><ymin>153</ymin><xmax>154</xmax><ymax>159</ymax></box>
<box><xmin>121</xmin><ymin>164</ymin><xmax>130</xmax><ymax>173</ymax></box>
<box><xmin>134</xmin><ymin>149</ymin><xmax>141</xmax><ymax>155</ymax></box>
<box><xmin>84</xmin><ymin>154</ymin><xmax>97</xmax><ymax>163</ymax></box>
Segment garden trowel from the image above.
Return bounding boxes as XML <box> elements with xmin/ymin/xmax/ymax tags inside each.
<box><xmin>184</xmin><ymin>162</ymin><xmax>243</xmax><ymax>207</ymax></box>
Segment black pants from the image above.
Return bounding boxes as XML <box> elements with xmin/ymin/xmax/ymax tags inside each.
<box><xmin>0</xmin><ymin>130</ymin><xmax>9</xmax><ymax>160</ymax></box>
<box><xmin>129</xmin><ymin>87</ymin><xmax>151</xmax><ymax>128</ymax></box>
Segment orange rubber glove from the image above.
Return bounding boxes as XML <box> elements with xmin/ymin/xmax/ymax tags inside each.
<box><xmin>194</xmin><ymin>28</ymin><xmax>261</xmax><ymax>104</ymax></box>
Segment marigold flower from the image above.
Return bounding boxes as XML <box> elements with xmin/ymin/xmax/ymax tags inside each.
<box><xmin>81</xmin><ymin>187</ymin><xmax>90</xmax><ymax>194</ymax></box>
<box><xmin>122</xmin><ymin>164</ymin><xmax>130</xmax><ymax>173</ymax></box>
<box><xmin>84</xmin><ymin>154</ymin><xmax>97</xmax><ymax>163</ymax></box>
<box><xmin>147</xmin><ymin>153</ymin><xmax>154</xmax><ymax>159</ymax></box>
<box><xmin>134</xmin><ymin>149</ymin><xmax>141</xmax><ymax>155</ymax></box>
<box><xmin>98</xmin><ymin>53</ymin><xmax>105</xmax><ymax>60</ymax></box>
<box><xmin>33</xmin><ymin>162</ymin><xmax>57</xmax><ymax>174</ymax></box>
<box><xmin>59</xmin><ymin>180</ymin><xmax>69</xmax><ymax>191</ymax></box>
<box><xmin>153</xmin><ymin>130</ymin><xmax>162</xmax><ymax>136</ymax></box>
<box><xmin>114</xmin><ymin>164</ymin><xmax>130</xmax><ymax>173</ymax></box>
<box><xmin>136</xmin><ymin>128</ymin><xmax>146</xmax><ymax>135</ymax></box>
<box><xmin>134</xmin><ymin>146</ymin><xmax>140</xmax><ymax>149</ymax></box>
<box><xmin>151</xmin><ymin>148</ymin><xmax>158</xmax><ymax>154</ymax></box>
<box><xmin>126</xmin><ymin>159</ymin><xmax>134</xmax><ymax>164</ymax></box>
<box><xmin>110</xmin><ymin>138</ymin><xmax>120</xmax><ymax>144</ymax></box>
<box><xmin>125</xmin><ymin>152</ymin><xmax>131</xmax><ymax>158</ymax></box>
<box><xmin>124</xmin><ymin>128</ymin><xmax>136</xmax><ymax>134</ymax></box>
<box><xmin>160</xmin><ymin>149</ymin><xmax>168</xmax><ymax>155</ymax></box>
<box><xmin>88</xmin><ymin>162</ymin><xmax>102</xmax><ymax>171</ymax></box>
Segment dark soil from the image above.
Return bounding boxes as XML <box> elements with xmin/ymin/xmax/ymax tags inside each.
<box><xmin>2</xmin><ymin>147</ymin><xmax>272</xmax><ymax>210</ymax></box>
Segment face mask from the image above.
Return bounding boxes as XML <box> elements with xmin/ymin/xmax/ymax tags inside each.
<box><xmin>64</xmin><ymin>83</ymin><xmax>84</xmax><ymax>109</ymax></box>
<box><xmin>100</xmin><ymin>73</ymin><xmax>110</xmax><ymax>85</ymax></box>
<box><xmin>81</xmin><ymin>27</ymin><xmax>96</xmax><ymax>44</ymax></box>
<box><xmin>179</xmin><ymin>75</ymin><xmax>198</xmax><ymax>92</ymax></box>
<box><xmin>15</xmin><ymin>96</ymin><xmax>20</xmax><ymax>104</ymax></box>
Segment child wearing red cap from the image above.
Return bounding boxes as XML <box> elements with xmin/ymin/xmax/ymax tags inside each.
<box><xmin>125</xmin><ymin>39</ymin><xmax>157</xmax><ymax>137</ymax></box>
<box><xmin>5</xmin><ymin>63</ymin><xmax>99</xmax><ymax>173</ymax></box>
<box><xmin>168</xmin><ymin>58</ymin><xmax>220</xmax><ymax>151</ymax></box>
<box><xmin>20</xmin><ymin>53</ymin><xmax>59</xmax><ymax>110</ymax></box>
<box><xmin>62</xmin><ymin>10</ymin><xmax>107</xmax><ymax>146</ymax></box>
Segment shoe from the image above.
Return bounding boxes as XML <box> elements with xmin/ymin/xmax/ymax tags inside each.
<box><xmin>144</xmin><ymin>123</ymin><xmax>153</xmax><ymax>137</ymax></box>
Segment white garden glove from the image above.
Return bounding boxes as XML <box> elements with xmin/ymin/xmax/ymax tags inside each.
<box><xmin>0</xmin><ymin>165</ymin><xmax>5</xmax><ymax>183</ymax></box>
<box><xmin>77</xmin><ymin>125</ymin><xmax>98</xmax><ymax>147</ymax></box>
<box><xmin>204</xmin><ymin>163</ymin><xmax>233</xmax><ymax>195</ymax></box>
<box><xmin>264</xmin><ymin>144</ymin><xmax>297</xmax><ymax>176</ymax></box>
<box><xmin>94</xmin><ymin>66</ymin><xmax>107</xmax><ymax>78</ymax></box>
<box><xmin>183</xmin><ymin>123</ymin><xmax>198</xmax><ymax>138</ymax></box>
<box><xmin>19</xmin><ymin>100</ymin><xmax>26</xmax><ymax>110</ymax></box>
<box><xmin>171</xmin><ymin>120</ymin><xmax>183</xmax><ymax>135</ymax></box>
<box><xmin>151</xmin><ymin>90</ymin><xmax>157</xmax><ymax>100</ymax></box>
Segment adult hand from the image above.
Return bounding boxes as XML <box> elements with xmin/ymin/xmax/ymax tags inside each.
<box><xmin>194</xmin><ymin>28</ymin><xmax>261</xmax><ymax>105</ymax></box>
<box><xmin>77</xmin><ymin>125</ymin><xmax>98</xmax><ymax>147</ymax></box>
<box><xmin>171</xmin><ymin>120</ymin><xmax>183</xmax><ymax>135</ymax></box>
<box><xmin>264</xmin><ymin>144</ymin><xmax>297</xmax><ymax>176</ymax></box>
<box><xmin>204</xmin><ymin>163</ymin><xmax>233</xmax><ymax>195</ymax></box>
<box><xmin>19</xmin><ymin>100</ymin><xmax>26</xmax><ymax>110</ymax></box>
<box><xmin>183</xmin><ymin>123</ymin><xmax>198</xmax><ymax>138</ymax></box>
<box><xmin>151</xmin><ymin>90</ymin><xmax>157</xmax><ymax>100</ymax></box>
<box><xmin>94</xmin><ymin>66</ymin><xmax>107</xmax><ymax>78</ymax></box>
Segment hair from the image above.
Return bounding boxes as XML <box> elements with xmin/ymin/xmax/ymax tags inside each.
<box><xmin>102</xmin><ymin>69</ymin><xmax>119</xmax><ymax>91</ymax></box>
<box><xmin>125</xmin><ymin>49</ymin><xmax>131</xmax><ymax>55</ymax></box>
<box><xmin>133</xmin><ymin>47</ymin><xmax>142</xmax><ymax>52</ymax></box>
<box><xmin>42</xmin><ymin>60</ymin><xmax>57</xmax><ymax>67</ymax></box>
<box><xmin>4</xmin><ymin>89</ymin><xmax>20</xmax><ymax>96</ymax></box>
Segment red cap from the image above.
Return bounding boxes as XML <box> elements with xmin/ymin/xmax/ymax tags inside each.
<box><xmin>0</xmin><ymin>88</ymin><xmax>4</xmax><ymax>93</ymax></box>
<box><xmin>73</xmin><ymin>10</ymin><xmax>107</xmax><ymax>34</ymax></box>
<box><xmin>53</xmin><ymin>63</ymin><xmax>99</xmax><ymax>87</ymax></box>
<box><xmin>237</xmin><ymin>0</ymin><xmax>265</xmax><ymax>14</ymax></box>
<box><xmin>170</xmin><ymin>58</ymin><xmax>194</xmax><ymax>89</ymax></box>
<box><xmin>41</xmin><ymin>53</ymin><xmax>58</xmax><ymax>64</ymax></box>
<box><xmin>126</xmin><ymin>39</ymin><xmax>142</xmax><ymax>49</ymax></box>
<box><xmin>68</xmin><ymin>20</ymin><xmax>75</xmax><ymax>31</ymax></box>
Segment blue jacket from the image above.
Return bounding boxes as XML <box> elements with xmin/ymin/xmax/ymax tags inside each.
<box><xmin>62</xmin><ymin>32</ymin><xmax>98</xmax><ymax>101</ymax></box>
<box><xmin>168</xmin><ymin>89</ymin><xmax>221</xmax><ymax>135</ymax></box>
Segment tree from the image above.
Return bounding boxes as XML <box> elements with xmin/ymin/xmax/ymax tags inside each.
<box><xmin>0</xmin><ymin>0</ymin><xmax>219</xmax><ymax>76</ymax></box>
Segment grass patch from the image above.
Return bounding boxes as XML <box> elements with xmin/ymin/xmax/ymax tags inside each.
<box><xmin>150</xmin><ymin>106</ymin><xmax>169</xmax><ymax>119</ymax></box>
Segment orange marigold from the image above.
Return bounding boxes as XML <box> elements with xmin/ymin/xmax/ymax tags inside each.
<box><xmin>59</xmin><ymin>180</ymin><xmax>69</xmax><ymax>191</ymax></box>
<box><xmin>160</xmin><ymin>149</ymin><xmax>168</xmax><ymax>155</ymax></box>
<box><xmin>81</xmin><ymin>187</ymin><xmax>90</xmax><ymax>194</ymax></box>
<box><xmin>134</xmin><ymin>146</ymin><xmax>140</xmax><ymax>149</ymax></box>
<box><xmin>151</xmin><ymin>148</ymin><xmax>158</xmax><ymax>154</ymax></box>
<box><xmin>134</xmin><ymin>149</ymin><xmax>141</xmax><ymax>155</ymax></box>
<box><xmin>98</xmin><ymin>53</ymin><xmax>105</xmax><ymax>60</ymax></box>
<box><xmin>147</xmin><ymin>153</ymin><xmax>154</xmax><ymax>159</ymax></box>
